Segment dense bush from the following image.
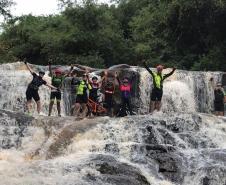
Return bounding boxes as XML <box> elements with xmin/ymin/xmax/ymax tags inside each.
<box><xmin>0</xmin><ymin>0</ymin><xmax>226</xmax><ymax>71</ymax></box>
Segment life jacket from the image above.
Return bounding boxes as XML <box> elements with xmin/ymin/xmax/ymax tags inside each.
<box><xmin>120</xmin><ymin>84</ymin><xmax>131</xmax><ymax>98</ymax></box>
<box><xmin>77</xmin><ymin>81</ymin><xmax>92</xmax><ymax>95</ymax></box>
<box><xmin>153</xmin><ymin>72</ymin><xmax>163</xmax><ymax>89</ymax></box>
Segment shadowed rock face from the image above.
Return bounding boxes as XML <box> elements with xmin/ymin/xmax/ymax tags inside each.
<box><xmin>85</xmin><ymin>155</ymin><xmax>150</xmax><ymax>185</ymax></box>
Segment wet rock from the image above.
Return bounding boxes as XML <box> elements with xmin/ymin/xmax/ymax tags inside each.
<box><xmin>87</xmin><ymin>154</ymin><xmax>150</xmax><ymax>185</ymax></box>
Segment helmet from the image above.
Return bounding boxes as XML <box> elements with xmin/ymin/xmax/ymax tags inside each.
<box><xmin>156</xmin><ymin>65</ymin><xmax>164</xmax><ymax>72</ymax></box>
<box><xmin>54</xmin><ymin>68</ymin><xmax>62</xmax><ymax>74</ymax></box>
<box><xmin>39</xmin><ymin>71</ymin><xmax>45</xmax><ymax>76</ymax></box>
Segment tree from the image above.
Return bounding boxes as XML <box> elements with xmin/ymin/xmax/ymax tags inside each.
<box><xmin>0</xmin><ymin>0</ymin><xmax>14</xmax><ymax>19</ymax></box>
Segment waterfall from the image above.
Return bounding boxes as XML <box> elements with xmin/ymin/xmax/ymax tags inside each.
<box><xmin>0</xmin><ymin>62</ymin><xmax>225</xmax><ymax>185</ymax></box>
<box><xmin>0</xmin><ymin>62</ymin><xmax>67</xmax><ymax>116</ymax></box>
<box><xmin>138</xmin><ymin>68</ymin><xmax>223</xmax><ymax>114</ymax></box>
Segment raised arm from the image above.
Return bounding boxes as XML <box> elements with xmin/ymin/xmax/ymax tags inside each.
<box><xmin>99</xmin><ymin>70</ymin><xmax>108</xmax><ymax>87</ymax></box>
<box><xmin>48</xmin><ymin>62</ymin><xmax>53</xmax><ymax>77</ymax></box>
<box><xmin>85</xmin><ymin>69</ymin><xmax>93</xmax><ymax>84</ymax></box>
<box><xmin>63</xmin><ymin>64</ymin><xmax>74</xmax><ymax>77</ymax></box>
<box><xmin>115</xmin><ymin>72</ymin><xmax>121</xmax><ymax>85</ymax></box>
<box><xmin>163</xmin><ymin>67</ymin><xmax>176</xmax><ymax>80</ymax></box>
<box><xmin>24</xmin><ymin>61</ymin><xmax>35</xmax><ymax>75</ymax></box>
<box><xmin>142</xmin><ymin>61</ymin><xmax>154</xmax><ymax>77</ymax></box>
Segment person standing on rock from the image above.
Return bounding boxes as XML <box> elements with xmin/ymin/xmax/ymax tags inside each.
<box><xmin>69</xmin><ymin>65</ymin><xmax>81</xmax><ymax>115</ymax></box>
<box><xmin>214</xmin><ymin>83</ymin><xmax>226</xmax><ymax>116</ymax></box>
<box><xmin>24</xmin><ymin>61</ymin><xmax>57</xmax><ymax>115</ymax></box>
<box><xmin>48</xmin><ymin>62</ymin><xmax>72</xmax><ymax>117</ymax></box>
<box><xmin>73</xmin><ymin>73</ymin><xmax>92</xmax><ymax>119</ymax></box>
<box><xmin>102</xmin><ymin>70</ymin><xmax>116</xmax><ymax>116</ymax></box>
<box><xmin>115</xmin><ymin>72</ymin><xmax>135</xmax><ymax>116</ymax></box>
<box><xmin>143</xmin><ymin>61</ymin><xmax>176</xmax><ymax>113</ymax></box>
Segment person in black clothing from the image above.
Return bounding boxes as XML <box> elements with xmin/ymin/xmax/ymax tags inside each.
<box><xmin>70</xmin><ymin>68</ymin><xmax>81</xmax><ymax>115</ymax></box>
<box><xmin>143</xmin><ymin>61</ymin><xmax>176</xmax><ymax>113</ymax></box>
<box><xmin>25</xmin><ymin>61</ymin><xmax>57</xmax><ymax>114</ymax></box>
<box><xmin>102</xmin><ymin>70</ymin><xmax>115</xmax><ymax>116</ymax></box>
<box><xmin>214</xmin><ymin>83</ymin><xmax>226</xmax><ymax>116</ymax></box>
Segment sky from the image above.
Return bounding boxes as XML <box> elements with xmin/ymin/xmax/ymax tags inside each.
<box><xmin>10</xmin><ymin>0</ymin><xmax>110</xmax><ymax>17</ymax></box>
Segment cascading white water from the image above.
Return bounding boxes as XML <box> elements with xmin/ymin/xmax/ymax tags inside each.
<box><xmin>0</xmin><ymin>62</ymin><xmax>67</xmax><ymax>116</ymax></box>
<box><xmin>0</xmin><ymin>62</ymin><xmax>225</xmax><ymax>185</ymax></box>
<box><xmin>138</xmin><ymin>67</ymin><xmax>223</xmax><ymax>114</ymax></box>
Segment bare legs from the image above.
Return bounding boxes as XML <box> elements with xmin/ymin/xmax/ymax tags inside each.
<box><xmin>73</xmin><ymin>103</ymin><xmax>88</xmax><ymax>119</ymax></box>
<box><xmin>48</xmin><ymin>101</ymin><xmax>54</xmax><ymax>116</ymax></box>
<box><xmin>26</xmin><ymin>100</ymin><xmax>41</xmax><ymax>114</ymax></box>
<box><xmin>49</xmin><ymin>100</ymin><xmax>61</xmax><ymax>116</ymax></box>
<box><xmin>150</xmin><ymin>101</ymin><xmax>161</xmax><ymax>113</ymax></box>
<box><xmin>215</xmin><ymin>111</ymin><xmax>224</xmax><ymax>116</ymax></box>
<box><xmin>26</xmin><ymin>100</ymin><xmax>33</xmax><ymax>114</ymax></box>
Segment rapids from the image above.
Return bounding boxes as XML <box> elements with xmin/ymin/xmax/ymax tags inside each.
<box><xmin>0</xmin><ymin>62</ymin><xmax>225</xmax><ymax>185</ymax></box>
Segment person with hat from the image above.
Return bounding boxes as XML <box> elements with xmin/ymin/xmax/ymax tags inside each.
<box><xmin>214</xmin><ymin>82</ymin><xmax>226</xmax><ymax>116</ymax></box>
<box><xmin>143</xmin><ymin>61</ymin><xmax>176</xmax><ymax>113</ymax></box>
<box><xmin>48</xmin><ymin>62</ymin><xmax>72</xmax><ymax>117</ymax></box>
<box><xmin>24</xmin><ymin>61</ymin><xmax>57</xmax><ymax>115</ymax></box>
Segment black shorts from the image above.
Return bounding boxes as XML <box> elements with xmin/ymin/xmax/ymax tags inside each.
<box><xmin>89</xmin><ymin>92</ymin><xmax>98</xmax><ymax>102</ymax></box>
<box><xmin>76</xmin><ymin>94</ymin><xmax>88</xmax><ymax>104</ymax></box>
<box><xmin>71</xmin><ymin>93</ymin><xmax>77</xmax><ymax>104</ymax></box>
<box><xmin>26</xmin><ymin>88</ymin><xmax>40</xmax><ymax>102</ymax></box>
<box><xmin>151</xmin><ymin>88</ymin><xmax>163</xmax><ymax>101</ymax></box>
<box><xmin>50</xmin><ymin>91</ymin><xmax>61</xmax><ymax>101</ymax></box>
<box><xmin>104</xmin><ymin>94</ymin><xmax>113</xmax><ymax>109</ymax></box>
<box><xmin>214</xmin><ymin>102</ymin><xmax>224</xmax><ymax>112</ymax></box>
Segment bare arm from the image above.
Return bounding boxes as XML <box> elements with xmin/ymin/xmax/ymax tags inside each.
<box><xmin>48</xmin><ymin>62</ymin><xmax>53</xmax><ymax>77</ymax></box>
<box><xmin>99</xmin><ymin>70</ymin><xmax>108</xmax><ymax>87</ymax></box>
<box><xmin>25</xmin><ymin>61</ymin><xmax>35</xmax><ymax>75</ymax></box>
<box><xmin>142</xmin><ymin>61</ymin><xmax>154</xmax><ymax>78</ymax></box>
<box><xmin>163</xmin><ymin>68</ymin><xmax>176</xmax><ymax>80</ymax></box>
<box><xmin>64</xmin><ymin>64</ymin><xmax>74</xmax><ymax>77</ymax></box>
<box><xmin>45</xmin><ymin>83</ymin><xmax>57</xmax><ymax>90</ymax></box>
<box><xmin>115</xmin><ymin>72</ymin><xmax>121</xmax><ymax>85</ymax></box>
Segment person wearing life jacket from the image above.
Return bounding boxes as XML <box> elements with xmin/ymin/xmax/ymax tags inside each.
<box><xmin>74</xmin><ymin>74</ymin><xmax>92</xmax><ymax>118</ymax></box>
<box><xmin>24</xmin><ymin>61</ymin><xmax>57</xmax><ymax>115</ymax></box>
<box><xmin>102</xmin><ymin>70</ymin><xmax>115</xmax><ymax>116</ymax></box>
<box><xmin>143</xmin><ymin>61</ymin><xmax>176</xmax><ymax>112</ymax></box>
<box><xmin>214</xmin><ymin>83</ymin><xmax>226</xmax><ymax>116</ymax></box>
<box><xmin>115</xmin><ymin>72</ymin><xmax>135</xmax><ymax>116</ymax></box>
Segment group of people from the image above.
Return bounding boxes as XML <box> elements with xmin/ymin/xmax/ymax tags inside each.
<box><xmin>24</xmin><ymin>61</ymin><xmax>226</xmax><ymax>118</ymax></box>
<box><xmin>25</xmin><ymin>61</ymin><xmax>138</xmax><ymax>118</ymax></box>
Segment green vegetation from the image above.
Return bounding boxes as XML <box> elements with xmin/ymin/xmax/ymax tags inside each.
<box><xmin>0</xmin><ymin>0</ymin><xmax>226</xmax><ymax>71</ymax></box>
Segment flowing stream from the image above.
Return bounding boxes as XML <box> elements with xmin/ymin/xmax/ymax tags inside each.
<box><xmin>0</xmin><ymin>62</ymin><xmax>225</xmax><ymax>185</ymax></box>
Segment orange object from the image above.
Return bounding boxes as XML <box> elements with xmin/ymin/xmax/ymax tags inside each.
<box><xmin>87</xmin><ymin>98</ymin><xmax>107</xmax><ymax>114</ymax></box>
